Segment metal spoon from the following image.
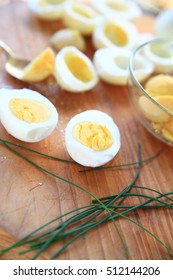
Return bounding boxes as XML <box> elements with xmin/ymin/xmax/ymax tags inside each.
<box><xmin>0</xmin><ymin>40</ymin><xmax>30</xmax><ymax>80</ymax></box>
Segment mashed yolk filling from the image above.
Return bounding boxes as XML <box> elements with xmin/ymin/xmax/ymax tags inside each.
<box><xmin>104</xmin><ymin>23</ymin><xmax>128</xmax><ymax>46</ymax></box>
<box><xmin>9</xmin><ymin>98</ymin><xmax>51</xmax><ymax>123</ymax></box>
<box><xmin>72</xmin><ymin>121</ymin><xmax>113</xmax><ymax>151</ymax></box>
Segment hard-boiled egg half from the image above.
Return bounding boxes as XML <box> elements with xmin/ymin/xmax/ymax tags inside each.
<box><xmin>54</xmin><ymin>46</ymin><xmax>98</xmax><ymax>92</ymax></box>
<box><xmin>92</xmin><ymin>18</ymin><xmax>138</xmax><ymax>50</ymax></box>
<box><xmin>28</xmin><ymin>0</ymin><xmax>72</xmax><ymax>20</ymax></box>
<box><xmin>154</xmin><ymin>9</ymin><xmax>173</xmax><ymax>39</ymax></box>
<box><xmin>65</xmin><ymin>110</ymin><xmax>121</xmax><ymax>167</ymax></box>
<box><xmin>50</xmin><ymin>28</ymin><xmax>86</xmax><ymax>52</ymax></box>
<box><xmin>93</xmin><ymin>48</ymin><xmax>154</xmax><ymax>85</ymax></box>
<box><xmin>0</xmin><ymin>88</ymin><xmax>58</xmax><ymax>142</ymax></box>
<box><xmin>62</xmin><ymin>1</ymin><xmax>103</xmax><ymax>35</ymax></box>
<box><xmin>143</xmin><ymin>40</ymin><xmax>173</xmax><ymax>73</ymax></box>
<box><xmin>6</xmin><ymin>47</ymin><xmax>55</xmax><ymax>82</ymax></box>
<box><xmin>92</xmin><ymin>0</ymin><xmax>141</xmax><ymax>21</ymax></box>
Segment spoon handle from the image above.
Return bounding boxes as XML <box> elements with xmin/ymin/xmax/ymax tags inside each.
<box><xmin>0</xmin><ymin>40</ymin><xmax>13</xmax><ymax>57</ymax></box>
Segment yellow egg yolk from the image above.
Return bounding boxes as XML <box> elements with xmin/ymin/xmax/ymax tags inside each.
<box><xmin>22</xmin><ymin>47</ymin><xmax>55</xmax><ymax>82</ymax></box>
<box><xmin>65</xmin><ymin>52</ymin><xmax>93</xmax><ymax>82</ymax></box>
<box><xmin>39</xmin><ymin>0</ymin><xmax>64</xmax><ymax>7</ymax></box>
<box><xmin>9</xmin><ymin>98</ymin><xmax>51</xmax><ymax>123</ymax></box>
<box><xmin>104</xmin><ymin>23</ymin><xmax>128</xmax><ymax>46</ymax></box>
<box><xmin>145</xmin><ymin>74</ymin><xmax>173</xmax><ymax>98</ymax></box>
<box><xmin>72</xmin><ymin>121</ymin><xmax>113</xmax><ymax>151</ymax></box>
<box><xmin>72</xmin><ymin>6</ymin><xmax>93</xmax><ymax>18</ymax></box>
<box><xmin>107</xmin><ymin>1</ymin><xmax>128</xmax><ymax>12</ymax></box>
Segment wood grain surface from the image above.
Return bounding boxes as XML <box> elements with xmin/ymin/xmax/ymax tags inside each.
<box><xmin>0</xmin><ymin>0</ymin><xmax>173</xmax><ymax>260</ymax></box>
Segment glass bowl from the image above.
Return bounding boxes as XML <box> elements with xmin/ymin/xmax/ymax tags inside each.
<box><xmin>128</xmin><ymin>38</ymin><xmax>173</xmax><ymax>146</ymax></box>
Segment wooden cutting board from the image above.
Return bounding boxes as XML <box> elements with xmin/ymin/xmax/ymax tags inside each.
<box><xmin>0</xmin><ymin>0</ymin><xmax>173</xmax><ymax>260</ymax></box>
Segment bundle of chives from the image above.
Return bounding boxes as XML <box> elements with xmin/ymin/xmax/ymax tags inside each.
<box><xmin>0</xmin><ymin>138</ymin><xmax>172</xmax><ymax>259</ymax></box>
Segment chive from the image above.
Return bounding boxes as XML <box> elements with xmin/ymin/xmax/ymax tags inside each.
<box><xmin>0</xmin><ymin>138</ymin><xmax>172</xmax><ymax>259</ymax></box>
<box><xmin>0</xmin><ymin>138</ymin><xmax>76</xmax><ymax>164</ymax></box>
<box><xmin>0</xmin><ymin>138</ymin><xmax>128</xmax><ymax>258</ymax></box>
<box><xmin>92</xmin><ymin>185</ymin><xmax>173</xmax><ymax>204</ymax></box>
<box><xmin>1</xmin><ymin>189</ymin><xmax>172</xmax><ymax>259</ymax></box>
<box><xmin>49</xmin><ymin>189</ymin><xmax>173</xmax><ymax>259</ymax></box>
<box><xmin>30</xmin><ymin>144</ymin><xmax>143</xmax><ymax>259</ymax></box>
<box><xmin>80</xmin><ymin>148</ymin><xmax>162</xmax><ymax>172</ymax></box>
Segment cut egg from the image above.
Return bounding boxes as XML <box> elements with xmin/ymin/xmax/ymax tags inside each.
<box><xmin>134</xmin><ymin>32</ymin><xmax>154</xmax><ymax>48</ymax></box>
<box><xmin>93</xmin><ymin>48</ymin><xmax>154</xmax><ymax>85</ymax></box>
<box><xmin>92</xmin><ymin>18</ymin><xmax>138</xmax><ymax>50</ymax></box>
<box><xmin>154</xmin><ymin>9</ymin><xmax>173</xmax><ymax>38</ymax></box>
<box><xmin>50</xmin><ymin>28</ymin><xmax>86</xmax><ymax>51</ymax></box>
<box><xmin>54</xmin><ymin>46</ymin><xmax>98</xmax><ymax>92</ymax></box>
<box><xmin>143</xmin><ymin>40</ymin><xmax>173</xmax><ymax>73</ymax></box>
<box><xmin>65</xmin><ymin>110</ymin><xmax>121</xmax><ymax>167</ymax></box>
<box><xmin>22</xmin><ymin>47</ymin><xmax>55</xmax><ymax>82</ymax></box>
<box><xmin>92</xmin><ymin>0</ymin><xmax>141</xmax><ymax>21</ymax></box>
<box><xmin>28</xmin><ymin>0</ymin><xmax>72</xmax><ymax>20</ymax></box>
<box><xmin>6</xmin><ymin>47</ymin><xmax>55</xmax><ymax>82</ymax></box>
<box><xmin>0</xmin><ymin>88</ymin><xmax>58</xmax><ymax>142</ymax></box>
<box><xmin>62</xmin><ymin>1</ymin><xmax>103</xmax><ymax>35</ymax></box>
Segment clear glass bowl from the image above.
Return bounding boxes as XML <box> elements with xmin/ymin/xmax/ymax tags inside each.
<box><xmin>128</xmin><ymin>38</ymin><xmax>173</xmax><ymax>146</ymax></box>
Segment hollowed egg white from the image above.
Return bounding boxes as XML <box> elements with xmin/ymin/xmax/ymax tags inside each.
<box><xmin>28</xmin><ymin>0</ymin><xmax>72</xmax><ymax>20</ymax></box>
<box><xmin>54</xmin><ymin>46</ymin><xmax>99</xmax><ymax>92</ymax></box>
<box><xmin>93</xmin><ymin>48</ymin><xmax>154</xmax><ymax>85</ymax></box>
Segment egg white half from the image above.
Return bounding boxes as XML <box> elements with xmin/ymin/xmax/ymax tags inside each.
<box><xmin>0</xmin><ymin>88</ymin><xmax>58</xmax><ymax>142</ymax></box>
<box><xmin>65</xmin><ymin>110</ymin><xmax>121</xmax><ymax>167</ymax></box>
<box><xmin>62</xmin><ymin>1</ymin><xmax>103</xmax><ymax>35</ymax></box>
<box><xmin>154</xmin><ymin>10</ymin><xmax>173</xmax><ymax>38</ymax></box>
<box><xmin>54</xmin><ymin>46</ymin><xmax>99</xmax><ymax>92</ymax></box>
<box><xmin>28</xmin><ymin>0</ymin><xmax>72</xmax><ymax>20</ymax></box>
<box><xmin>92</xmin><ymin>0</ymin><xmax>141</xmax><ymax>21</ymax></box>
<box><xmin>93</xmin><ymin>48</ymin><xmax>154</xmax><ymax>85</ymax></box>
<box><xmin>92</xmin><ymin>18</ymin><xmax>138</xmax><ymax>50</ymax></box>
<box><xmin>143</xmin><ymin>40</ymin><xmax>173</xmax><ymax>73</ymax></box>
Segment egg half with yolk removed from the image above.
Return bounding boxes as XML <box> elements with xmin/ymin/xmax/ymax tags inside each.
<box><xmin>92</xmin><ymin>18</ymin><xmax>138</xmax><ymax>50</ymax></box>
<box><xmin>54</xmin><ymin>46</ymin><xmax>98</xmax><ymax>92</ymax></box>
<box><xmin>65</xmin><ymin>110</ymin><xmax>121</xmax><ymax>167</ymax></box>
<box><xmin>62</xmin><ymin>1</ymin><xmax>103</xmax><ymax>35</ymax></box>
<box><xmin>143</xmin><ymin>40</ymin><xmax>173</xmax><ymax>73</ymax></box>
<box><xmin>92</xmin><ymin>0</ymin><xmax>141</xmax><ymax>21</ymax></box>
<box><xmin>93</xmin><ymin>48</ymin><xmax>154</xmax><ymax>85</ymax></box>
<box><xmin>28</xmin><ymin>0</ymin><xmax>72</xmax><ymax>20</ymax></box>
<box><xmin>0</xmin><ymin>88</ymin><xmax>58</xmax><ymax>142</ymax></box>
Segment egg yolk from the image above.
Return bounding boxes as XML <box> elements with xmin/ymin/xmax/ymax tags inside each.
<box><xmin>72</xmin><ymin>6</ymin><xmax>93</xmax><ymax>18</ymax></box>
<box><xmin>72</xmin><ymin>121</ymin><xmax>113</xmax><ymax>151</ymax></box>
<box><xmin>39</xmin><ymin>0</ymin><xmax>64</xmax><ymax>7</ymax></box>
<box><xmin>104</xmin><ymin>23</ymin><xmax>128</xmax><ymax>46</ymax></box>
<box><xmin>107</xmin><ymin>1</ymin><xmax>128</xmax><ymax>11</ymax></box>
<box><xmin>22</xmin><ymin>48</ymin><xmax>55</xmax><ymax>81</ymax></box>
<box><xmin>145</xmin><ymin>74</ymin><xmax>173</xmax><ymax>98</ymax></box>
<box><xmin>9</xmin><ymin>98</ymin><xmax>51</xmax><ymax>123</ymax></box>
<box><xmin>65</xmin><ymin>52</ymin><xmax>93</xmax><ymax>82</ymax></box>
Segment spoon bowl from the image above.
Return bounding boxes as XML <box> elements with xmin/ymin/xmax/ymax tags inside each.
<box><xmin>0</xmin><ymin>40</ymin><xmax>55</xmax><ymax>82</ymax></box>
<box><xmin>0</xmin><ymin>40</ymin><xmax>30</xmax><ymax>80</ymax></box>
